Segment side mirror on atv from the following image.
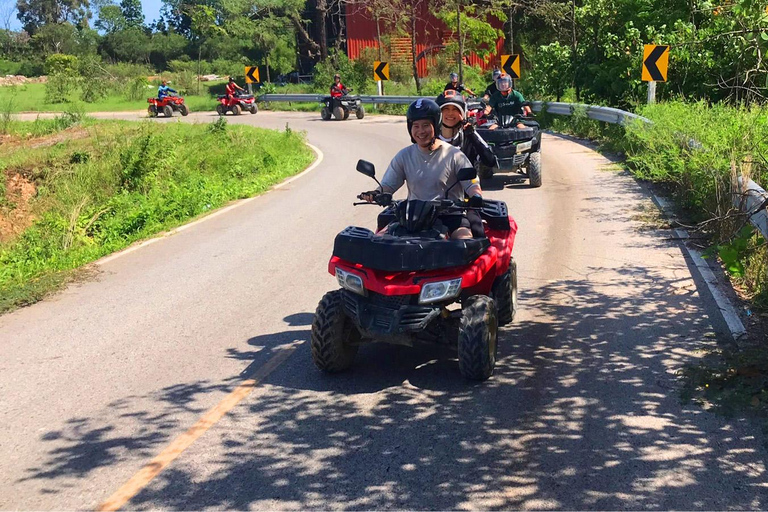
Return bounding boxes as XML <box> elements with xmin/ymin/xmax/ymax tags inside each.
<box><xmin>356</xmin><ymin>160</ymin><xmax>376</xmax><ymax>178</ymax></box>
<box><xmin>445</xmin><ymin>167</ymin><xmax>478</xmax><ymax>198</ymax></box>
<box><xmin>457</xmin><ymin>167</ymin><xmax>477</xmax><ymax>182</ymax></box>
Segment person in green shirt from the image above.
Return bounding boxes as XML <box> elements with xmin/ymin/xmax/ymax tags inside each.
<box><xmin>485</xmin><ymin>73</ymin><xmax>532</xmax><ymax>129</ymax></box>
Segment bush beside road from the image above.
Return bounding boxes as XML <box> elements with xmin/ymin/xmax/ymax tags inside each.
<box><xmin>0</xmin><ymin>115</ymin><xmax>314</xmax><ymax>313</ymax></box>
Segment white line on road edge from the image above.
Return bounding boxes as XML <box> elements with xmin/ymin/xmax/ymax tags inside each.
<box><xmin>652</xmin><ymin>194</ymin><xmax>746</xmax><ymax>340</ymax></box>
<box><xmin>95</xmin><ymin>143</ymin><xmax>324</xmax><ymax>266</ymax></box>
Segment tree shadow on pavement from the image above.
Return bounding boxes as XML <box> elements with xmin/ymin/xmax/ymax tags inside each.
<box><xmin>121</xmin><ymin>264</ymin><xmax>767</xmax><ymax>510</ymax></box>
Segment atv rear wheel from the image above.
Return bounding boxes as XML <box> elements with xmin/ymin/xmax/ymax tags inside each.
<box><xmin>249</xmin><ymin>104</ymin><xmax>257</xmax><ymax>114</ymax></box>
<box><xmin>458</xmin><ymin>295</ymin><xmax>498</xmax><ymax>381</ymax></box>
<box><xmin>179</xmin><ymin>103</ymin><xmax>189</xmax><ymax>116</ymax></box>
<box><xmin>492</xmin><ymin>258</ymin><xmax>518</xmax><ymax>326</ymax></box>
<box><xmin>231</xmin><ymin>104</ymin><xmax>242</xmax><ymax>116</ymax></box>
<box><xmin>333</xmin><ymin>106</ymin><xmax>344</xmax><ymax>120</ymax></box>
<box><xmin>356</xmin><ymin>106</ymin><xmax>365</xmax><ymax>119</ymax></box>
<box><xmin>311</xmin><ymin>290</ymin><xmax>360</xmax><ymax>372</ymax></box>
<box><xmin>147</xmin><ymin>105</ymin><xmax>157</xmax><ymax>117</ymax></box>
<box><xmin>321</xmin><ymin>107</ymin><xmax>331</xmax><ymax>120</ymax></box>
<box><xmin>163</xmin><ymin>105</ymin><xmax>173</xmax><ymax>117</ymax></box>
<box><xmin>216</xmin><ymin>104</ymin><xmax>226</xmax><ymax>116</ymax></box>
<box><xmin>528</xmin><ymin>151</ymin><xmax>542</xmax><ymax>188</ymax></box>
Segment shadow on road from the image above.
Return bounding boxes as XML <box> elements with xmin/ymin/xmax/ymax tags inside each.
<box><xmin>21</xmin><ymin>255</ymin><xmax>767</xmax><ymax>508</ymax></box>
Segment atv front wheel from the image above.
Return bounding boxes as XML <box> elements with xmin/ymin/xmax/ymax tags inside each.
<box><xmin>333</xmin><ymin>106</ymin><xmax>344</xmax><ymax>120</ymax></box>
<box><xmin>179</xmin><ymin>104</ymin><xmax>189</xmax><ymax>116</ymax></box>
<box><xmin>162</xmin><ymin>105</ymin><xmax>173</xmax><ymax>117</ymax></box>
<box><xmin>458</xmin><ymin>295</ymin><xmax>498</xmax><ymax>381</ymax></box>
<box><xmin>311</xmin><ymin>290</ymin><xmax>360</xmax><ymax>372</ymax></box>
<box><xmin>147</xmin><ymin>105</ymin><xmax>157</xmax><ymax>117</ymax></box>
<box><xmin>249</xmin><ymin>104</ymin><xmax>257</xmax><ymax>114</ymax></box>
<box><xmin>321</xmin><ymin>107</ymin><xmax>331</xmax><ymax>120</ymax></box>
<box><xmin>492</xmin><ymin>258</ymin><xmax>518</xmax><ymax>325</ymax></box>
<box><xmin>232</xmin><ymin>104</ymin><xmax>242</xmax><ymax>116</ymax></box>
<box><xmin>216</xmin><ymin>104</ymin><xmax>226</xmax><ymax>116</ymax></box>
<box><xmin>356</xmin><ymin>106</ymin><xmax>365</xmax><ymax>119</ymax></box>
<box><xmin>528</xmin><ymin>151</ymin><xmax>542</xmax><ymax>188</ymax></box>
<box><xmin>343</xmin><ymin>109</ymin><xmax>350</xmax><ymax>120</ymax></box>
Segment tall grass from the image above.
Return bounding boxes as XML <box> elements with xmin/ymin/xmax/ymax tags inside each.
<box><xmin>0</xmin><ymin>119</ymin><xmax>313</xmax><ymax>312</ymax></box>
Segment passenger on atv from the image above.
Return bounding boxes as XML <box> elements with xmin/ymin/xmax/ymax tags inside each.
<box><xmin>360</xmin><ymin>98</ymin><xmax>483</xmax><ymax>240</ymax></box>
<box><xmin>482</xmin><ymin>69</ymin><xmax>502</xmax><ymax>102</ymax></box>
<box><xmin>436</xmin><ymin>90</ymin><xmax>497</xmax><ymax>170</ymax></box>
<box><xmin>444</xmin><ymin>72</ymin><xmax>476</xmax><ymax>97</ymax></box>
<box><xmin>485</xmin><ymin>73</ymin><xmax>532</xmax><ymax>129</ymax></box>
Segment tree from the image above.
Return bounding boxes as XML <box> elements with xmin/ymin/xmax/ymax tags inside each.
<box><xmin>16</xmin><ymin>0</ymin><xmax>90</xmax><ymax>34</ymax></box>
<box><xmin>94</xmin><ymin>3</ymin><xmax>124</xmax><ymax>32</ymax></box>
<box><xmin>119</xmin><ymin>0</ymin><xmax>142</xmax><ymax>26</ymax></box>
<box><xmin>187</xmin><ymin>3</ymin><xmax>224</xmax><ymax>91</ymax></box>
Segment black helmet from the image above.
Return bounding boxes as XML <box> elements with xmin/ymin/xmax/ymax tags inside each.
<box><xmin>406</xmin><ymin>98</ymin><xmax>441</xmax><ymax>143</ymax></box>
<box><xmin>436</xmin><ymin>89</ymin><xmax>467</xmax><ymax>123</ymax></box>
<box><xmin>396</xmin><ymin>200</ymin><xmax>439</xmax><ymax>233</ymax></box>
<box><xmin>450</xmin><ymin>72</ymin><xmax>459</xmax><ymax>81</ymax></box>
<box><xmin>229</xmin><ymin>76</ymin><xmax>234</xmax><ymax>82</ymax></box>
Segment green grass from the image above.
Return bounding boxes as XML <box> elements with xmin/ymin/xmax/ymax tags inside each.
<box><xmin>0</xmin><ymin>117</ymin><xmax>314</xmax><ymax>313</ymax></box>
<box><xmin>0</xmin><ymin>81</ymin><xmax>229</xmax><ymax>113</ymax></box>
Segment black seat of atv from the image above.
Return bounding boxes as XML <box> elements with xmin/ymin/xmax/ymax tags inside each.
<box><xmin>333</xmin><ymin>227</ymin><xmax>491</xmax><ymax>272</ymax></box>
<box><xmin>477</xmin><ymin>126</ymin><xmax>537</xmax><ymax>143</ymax></box>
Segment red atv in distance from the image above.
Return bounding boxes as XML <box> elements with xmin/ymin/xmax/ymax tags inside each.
<box><xmin>216</xmin><ymin>94</ymin><xmax>258</xmax><ymax>115</ymax></box>
<box><xmin>148</xmin><ymin>94</ymin><xmax>189</xmax><ymax>117</ymax></box>
<box><xmin>311</xmin><ymin>160</ymin><xmax>519</xmax><ymax>381</ymax></box>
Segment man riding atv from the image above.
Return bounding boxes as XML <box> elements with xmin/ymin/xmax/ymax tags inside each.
<box><xmin>444</xmin><ymin>72</ymin><xmax>476</xmax><ymax>97</ymax></box>
<box><xmin>360</xmin><ymin>98</ymin><xmax>483</xmax><ymax>240</ymax></box>
<box><xmin>436</xmin><ymin>90</ymin><xmax>497</xmax><ymax>171</ymax></box>
<box><xmin>330</xmin><ymin>73</ymin><xmax>350</xmax><ymax>110</ymax></box>
<box><xmin>158</xmin><ymin>80</ymin><xmax>176</xmax><ymax>100</ymax></box>
<box><xmin>226</xmin><ymin>76</ymin><xmax>245</xmax><ymax>99</ymax></box>
<box><xmin>485</xmin><ymin>73</ymin><xmax>532</xmax><ymax>129</ymax></box>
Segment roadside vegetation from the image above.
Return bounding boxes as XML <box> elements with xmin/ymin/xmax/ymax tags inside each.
<box><xmin>0</xmin><ymin>113</ymin><xmax>314</xmax><ymax>313</ymax></box>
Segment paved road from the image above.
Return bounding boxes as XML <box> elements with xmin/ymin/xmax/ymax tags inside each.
<box><xmin>1</xmin><ymin>111</ymin><xmax>766</xmax><ymax>509</ymax></box>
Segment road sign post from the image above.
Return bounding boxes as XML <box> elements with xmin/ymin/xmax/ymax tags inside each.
<box><xmin>647</xmin><ymin>81</ymin><xmax>656</xmax><ymax>104</ymax></box>
<box><xmin>374</xmin><ymin>61</ymin><xmax>389</xmax><ymax>111</ymax></box>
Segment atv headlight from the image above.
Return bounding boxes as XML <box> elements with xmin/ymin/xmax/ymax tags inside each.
<box><xmin>419</xmin><ymin>278</ymin><xmax>462</xmax><ymax>304</ymax></box>
<box><xmin>336</xmin><ymin>268</ymin><xmax>366</xmax><ymax>296</ymax></box>
<box><xmin>516</xmin><ymin>141</ymin><xmax>532</xmax><ymax>152</ymax></box>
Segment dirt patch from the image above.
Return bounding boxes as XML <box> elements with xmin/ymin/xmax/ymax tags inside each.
<box><xmin>27</xmin><ymin>127</ymin><xmax>89</xmax><ymax>148</ymax></box>
<box><xmin>0</xmin><ymin>171</ymin><xmax>37</xmax><ymax>243</ymax></box>
<box><xmin>0</xmin><ymin>75</ymin><xmax>47</xmax><ymax>87</ymax></box>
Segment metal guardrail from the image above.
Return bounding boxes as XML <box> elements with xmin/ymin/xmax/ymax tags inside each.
<box><xmin>259</xmin><ymin>93</ymin><xmax>766</xmax><ymax>240</ymax></box>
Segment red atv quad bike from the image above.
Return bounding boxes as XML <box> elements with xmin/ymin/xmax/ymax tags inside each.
<box><xmin>216</xmin><ymin>94</ymin><xmax>258</xmax><ymax>116</ymax></box>
<box><xmin>148</xmin><ymin>94</ymin><xmax>189</xmax><ymax>117</ymax></box>
<box><xmin>311</xmin><ymin>160</ymin><xmax>519</xmax><ymax>381</ymax></box>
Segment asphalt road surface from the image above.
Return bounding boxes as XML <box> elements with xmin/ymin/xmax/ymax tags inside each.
<box><xmin>1</xmin><ymin>110</ymin><xmax>766</xmax><ymax>509</ymax></box>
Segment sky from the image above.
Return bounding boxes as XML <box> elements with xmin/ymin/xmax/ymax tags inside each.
<box><xmin>5</xmin><ymin>0</ymin><xmax>165</xmax><ymax>31</ymax></box>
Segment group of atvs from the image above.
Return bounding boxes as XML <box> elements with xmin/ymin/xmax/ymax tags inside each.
<box><xmin>146</xmin><ymin>93</ymin><xmax>258</xmax><ymax>118</ymax></box>
<box><xmin>311</xmin><ymin>95</ymin><xmax>543</xmax><ymax>382</ymax></box>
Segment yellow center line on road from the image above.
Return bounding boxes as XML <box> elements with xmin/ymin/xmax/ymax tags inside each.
<box><xmin>97</xmin><ymin>341</ymin><xmax>303</xmax><ymax>511</ymax></box>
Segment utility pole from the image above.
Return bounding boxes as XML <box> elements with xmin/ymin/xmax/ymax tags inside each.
<box><xmin>457</xmin><ymin>0</ymin><xmax>463</xmax><ymax>82</ymax></box>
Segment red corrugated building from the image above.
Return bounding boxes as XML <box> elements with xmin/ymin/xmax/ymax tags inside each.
<box><xmin>344</xmin><ymin>2</ymin><xmax>505</xmax><ymax>77</ymax></box>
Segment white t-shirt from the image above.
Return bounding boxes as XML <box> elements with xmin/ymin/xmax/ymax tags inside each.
<box><xmin>380</xmin><ymin>141</ymin><xmax>477</xmax><ymax>202</ymax></box>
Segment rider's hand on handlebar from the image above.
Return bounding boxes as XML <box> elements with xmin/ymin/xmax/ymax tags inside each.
<box><xmin>463</xmin><ymin>122</ymin><xmax>475</xmax><ymax>136</ymax></box>
<box><xmin>358</xmin><ymin>190</ymin><xmax>380</xmax><ymax>203</ymax></box>
<box><xmin>469</xmin><ymin>194</ymin><xmax>484</xmax><ymax>208</ymax></box>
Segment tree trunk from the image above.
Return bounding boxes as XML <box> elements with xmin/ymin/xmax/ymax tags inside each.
<box><xmin>266</xmin><ymin>53</ymin><xmax>271</xmax><ymax>82</ymax></box>
<box><xmin>457</xmin><ymin>1</ymin><xmax>463</xmax><ymax>82</ymax></box>
<box><xmin>375</xmin><ymin>15</ymin><xmax>382</xmax><ymax>61</ymax></box>
<box><xmin>508</xmin><ymin>5</ymin><xmax>514</xmax><ymax>54</ymax></box>
<box><xmin>411</xmin><ymin>7</ymin><xmax>420</xmax><ymax>94</ymax></box>
<box><xmin>197</xmin><ymin>43</ymin><xmax>201</xmax><ymax>95</ymax></box>
<box><xmin>316</xmin><ymin>0</ymin><xmax>328</xmax><ymax>60</ymax></box>
<box><xmin>571</xmin><ymin>0</ymin><xmax>579</xmax><ymax>101</ymax></box>
<box><xmin>290</xmin><ymin>11</ymin><xmax>322</xmax><ymax>58</ymax></box>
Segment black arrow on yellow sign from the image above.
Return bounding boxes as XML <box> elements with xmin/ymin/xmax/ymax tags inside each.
<box><xmin>501</xmin><ymin>54</ymin><xmax>520</xmax><ymax>79</ymax></box>
<box><xmin>374</xmin><ymin>61</ymin><xmax>389</xmax><ymax>81</ymax></box>
<box><xmin>642</xmin><ymin>45</ymin><xmax>669</xmax><ymax>82</ymax></box>
<box><xmin>245</xmin><ymin>66</ymin><xmax>260</xmax><ymax>84</ymax></box>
